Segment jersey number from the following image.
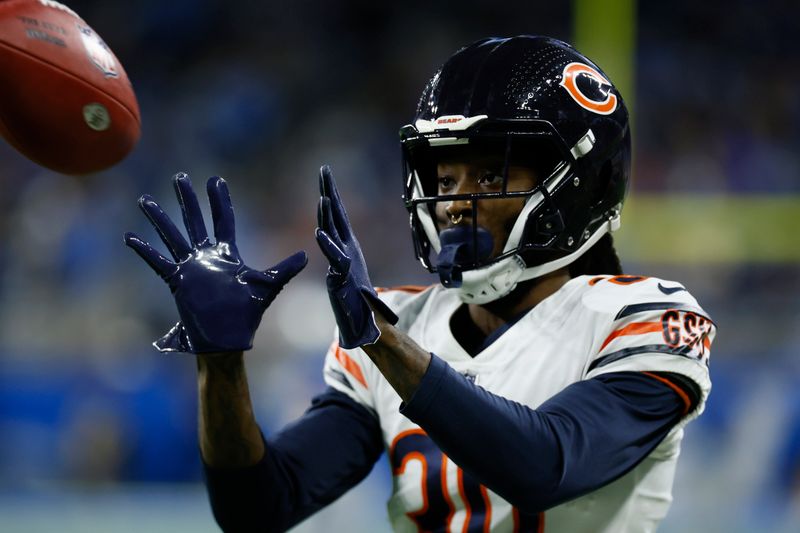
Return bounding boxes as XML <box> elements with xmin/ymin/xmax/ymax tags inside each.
<box><xmin>390</xmin><ymin>429</ymin><xmax>543</xmax><ymax>532</ymax></box>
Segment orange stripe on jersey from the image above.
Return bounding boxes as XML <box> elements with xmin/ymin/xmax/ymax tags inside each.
<box><xmin>458</xmin><ymin>468</ymin><xmax>470</xmax><ymax>533</ymax></box>
<box><xmin>376</xmin><ymin>284</ymin><xmax>430</xmax><ymax>294</ymax></box>
<box><xmin>588</xmin><ymin>275</ymin><xmax>606</xmax><ymax>286</ymax></box>
<box><xmin>332</xmin><ymin>343</ymin><xmax>368</xmax><ymax>389</ymax></box>
<box><xmin>512</xmin><ymin>507</ymin><xmax>545</xmax><ymax>533</ymax></box>
<box><xmin>389</xmin><ymin>428</ymin><xmax>427</xmax><ymax>461</ymax></box>
<box><xmin>441</xmin><ymin>454</ymin><xmax>455</xmax><ymax>532</ymax></box>
<box><xmin>642</xmin><ymin>371</ymin><xmax>692</xmax><ymax>415</ymax></box>
<box><xmin>600</xmin><ymin>321</ymin><xmax>661</xmax><ymax>352</ymax></box>
<box><xmin>479</xmin><ymin>485</ymin><xmax>492</xmax><ymax>533</ymax></box>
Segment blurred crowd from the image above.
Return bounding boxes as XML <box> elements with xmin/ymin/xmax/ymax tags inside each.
<box><xmin>0</xmin><ymin>1</ymin><xmax>798</xmax><ymax>531</ymax></box>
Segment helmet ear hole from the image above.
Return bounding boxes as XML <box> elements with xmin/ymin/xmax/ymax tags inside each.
<box><xmin>591</xmin><ymin>143</ymin><xmax>628</xmax><ymax>214</ymax></box>
<box><xmin>591</xmin><ymin>160</ymin><xmax>614</xmax><ymax>208</ymax></box>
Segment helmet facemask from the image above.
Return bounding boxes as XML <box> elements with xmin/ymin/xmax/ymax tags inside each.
<box><xmin>402</xmin><ymin>117</ymin><xmax>623</xmax><ymax>304</ymax></box>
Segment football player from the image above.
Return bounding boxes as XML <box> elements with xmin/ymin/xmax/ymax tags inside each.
<box><xmin>126</xmin><ymin>36</ymin><xmax>714</xmax><ymax>532</ymax></box>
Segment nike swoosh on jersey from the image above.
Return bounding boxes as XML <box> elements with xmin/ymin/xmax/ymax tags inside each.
<box><xmin>658</xmin><ymin>283</ymin><xmax>687</xmax><ymax>295</ymax></box>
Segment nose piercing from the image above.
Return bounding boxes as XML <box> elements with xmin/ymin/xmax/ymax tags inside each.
<box><xmin>448</xmin><ymin>212</ymin><xmax>463</xmax><ymax>225</ymax></box>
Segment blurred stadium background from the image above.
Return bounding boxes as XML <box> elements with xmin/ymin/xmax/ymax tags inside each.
<box><xmin>1</xmin><ymin>0</ymin><xmax>799</xmax><ymax>531</ymax></box>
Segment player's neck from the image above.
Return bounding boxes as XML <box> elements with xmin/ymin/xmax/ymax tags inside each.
<box><xmin>467</xmin><ymin>269</ymin><xmax>571</xmax><ymax>337</ymax></box>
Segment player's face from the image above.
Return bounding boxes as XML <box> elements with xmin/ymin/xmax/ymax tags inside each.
<box><xmin>434</xmin><ymin>153</ymin><xmax>537</xmax><ymax>258</ymax></box>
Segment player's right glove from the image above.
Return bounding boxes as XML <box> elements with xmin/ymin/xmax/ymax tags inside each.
<box><xmin>124</xmin><ymin>173</ymin><xmax>307</xmax><ymax>354</ymax></box>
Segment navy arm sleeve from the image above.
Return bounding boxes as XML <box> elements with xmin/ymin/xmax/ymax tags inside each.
<box><xmin>203</xmin><ymin>387</ymin><xmax>384</xmax><ymax>533</ymax></box>
<box><xmin>401</xmin><ymin>354</ymin><xmax>689</xmax><ymax>514</ymax></box>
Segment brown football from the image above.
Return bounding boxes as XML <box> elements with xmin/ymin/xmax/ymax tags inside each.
<box><xmin>0</xmin><ymin>0</ymin><xmax>140</xmax><ymax>174</ymax></box>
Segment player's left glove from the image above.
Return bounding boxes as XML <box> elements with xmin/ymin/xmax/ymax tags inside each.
<box><xmin>315</xmin><ymin>165</ymin><xmax>398</xmax><ymax>349</ymax></box>
<box><xmin>125</xmin><ymin>173</ymin><xmax>307</xmax><ymax>354</ymax></box>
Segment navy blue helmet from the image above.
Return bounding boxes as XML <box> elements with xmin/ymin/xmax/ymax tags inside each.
<box><xmin>400</xmin><ymin>35</ymin><xmax>631</xmax><ymax>303</ymax></box>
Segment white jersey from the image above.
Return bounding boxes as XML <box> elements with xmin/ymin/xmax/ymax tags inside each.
<box><xmin>323</xmin><ymin>275</ymin><xmax>714</xmax><ymax>533</ymax></box>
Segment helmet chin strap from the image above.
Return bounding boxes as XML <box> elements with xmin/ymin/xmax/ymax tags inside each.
<box><xmin>453</xmin><ymin>212</ymin><xmax>620</xmax><ymax>305</ymax></box>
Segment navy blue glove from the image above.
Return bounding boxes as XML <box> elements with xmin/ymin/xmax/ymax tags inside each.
<box><xmin>125</xmin><ymin>173</ymin><xmax>307</xmax><ymax>354</ymax></box>
<box><xmin>314</xmin><ymin>165</ymin><xmax>398</xmax><ymax>349</ymax></box>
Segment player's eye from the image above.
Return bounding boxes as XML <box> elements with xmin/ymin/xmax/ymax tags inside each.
<box><xmin>437</xmin><ymin>176</ymin><xmax>455</xmax><ymax>192</ymax></box>
<box><xmin>477</xmin><ymin>173</ymin><xmax>503</xmax><ymax>189</ymax></box>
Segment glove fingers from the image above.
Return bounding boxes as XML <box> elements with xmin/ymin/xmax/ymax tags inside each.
<box><xmin>173</xmin><ymin>173</ymin><xmax>210</xmax><ymax>247</ymax></box>
<box><xmin>318</xmin><ymin>164</ymin><xmax>332</xmax><ymax>196</ymax></box>
<box><xmin>124</xmin><ymin>232</ymin><xmax>178</xmax><ymax>278</ymax></box>
<box><xmin>138</xmin><ymin>195</ymin><xmax>192</xmax><ymax>260</ymax></box>
<box><xmin>315</xmin><ymin>228</ymin><xmax>351</xmax><ymax>275</ymax></box>
<box><xmin>318</xmin><ymin>165</ymin><xmax>352</xmax><ymax>239</ymax></box>
<box><xmin>318</xmin><ymin>197</ymin><xmax>341</xmax><ymax>242</ymax></box>
<box><xmin>207</xmin><ymin>176</ymin><xmax>236</xmax><ymax>244</ymax></box>
<box><xmin>266</xmin><ymin>250</ymin><xmax>309</xmax><ymax>286</ymax></box>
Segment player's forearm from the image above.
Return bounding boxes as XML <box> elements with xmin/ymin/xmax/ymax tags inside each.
<box><xmin>401</xmin><ymin>355</ymin><xmax>686</xmax><ymax>512</ymax></box>
<box><xmin>197</xmin><ymin>352</ymin><xmax>265</xmax><ymax>468</ymax></box>
<box><xmin>362</xmin><ymin>314</ymin><xmax>431</xmax><ymax>402</ymax></box>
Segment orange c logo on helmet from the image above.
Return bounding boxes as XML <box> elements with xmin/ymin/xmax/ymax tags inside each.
<box><xmin>560</xmin><ymin>62</ymin><xmax>618</xmax><ymax>115</ymax></box>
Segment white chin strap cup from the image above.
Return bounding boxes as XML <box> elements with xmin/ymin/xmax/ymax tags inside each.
<box><xmin>456</xmin><ymin>255</ymin><xmax>527</xmax><ymax>304</ymax></box>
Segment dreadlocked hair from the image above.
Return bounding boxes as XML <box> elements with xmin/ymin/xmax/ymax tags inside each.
<box><xmin>568</xmin><ymin>233</ymin><xmax>623</xmax><ymax>277</ymax></box>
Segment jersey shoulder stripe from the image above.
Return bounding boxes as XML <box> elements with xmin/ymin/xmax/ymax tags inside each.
<box><xmin>614</xmin><ymin>301</ymin><xmax>710</xmax><ymax>321</ymax></box>
<box><xmin>329</xmin><ymin>342</ymin><xmax>368</xmax><ymax>389</ymax></box>
<box><xmin>589</xmin><ymin>343</ymin><xmax>704</xmax><ymax>372</ymax></box>
<box><xmin>323</xmin><ymin>340</ymin><xmax>377</xmax><ymax>417</ymax></box>
<box><xmin>600</xmin><ymin>321</ymin><xmax>662</xmax><ymax>351</ymax></box>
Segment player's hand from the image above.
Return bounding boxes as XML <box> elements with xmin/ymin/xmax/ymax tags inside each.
<box><xmin>315</xmin><ymin>165</ymin><xmax>398</xmax><ymax>349</ymax></box>
<box><xmin>125</xmin><ymin>173</ymin><xmax>307</xmax><ymax>354</ymax></box>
